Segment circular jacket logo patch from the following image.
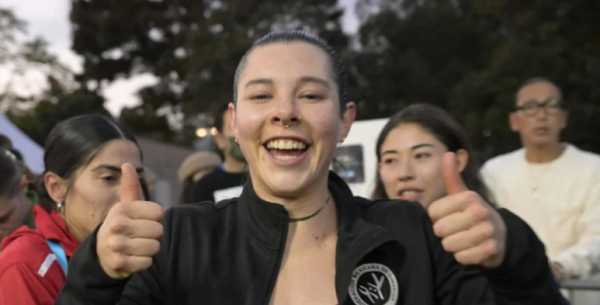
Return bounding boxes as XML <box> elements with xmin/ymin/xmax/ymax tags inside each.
<box><xmin>348</xmin><ymin>263</ymin><xmax>399</xmax><ymax>305</ymax></box>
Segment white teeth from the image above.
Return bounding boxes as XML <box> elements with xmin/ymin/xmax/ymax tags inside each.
<box><xmin>266</xmin><ymin>139</ymin><xmax>307</xmax><ymax>150</ymax></box>
<box><xmin>402</xmin><ymin>190</ymin><xmax>418</xmax><ymax>196</ymax></box>
<box><xmin>274</xmin><ymin>155</ymin><xmax>297</xmax><ymax>160</ymax></box>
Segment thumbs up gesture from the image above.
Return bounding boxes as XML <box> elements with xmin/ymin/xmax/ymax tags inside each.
<box><xmin>428</xmin><ymin>153</ymin><xmax>507</xmax><ymax>269</ymax></box>
<box><xmin>96</xmin><ymin>163</ymin><xmax>164</xmax><ymax>279</ymax></box>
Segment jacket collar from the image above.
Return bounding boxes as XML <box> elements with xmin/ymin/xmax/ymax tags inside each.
<box><xmin>34</xmin><ymin>205</ymin><xmax>81</xmax><ymax>257</ymax></box>
<box><xmin>237</xmin><ymin>171</ymin><xmax>397</xmax><ymax>302</ymax></box>
<box><xmin>237</xmin><ymin>171</ymin><xmax>395</xmax><ymax>251</ymax></box>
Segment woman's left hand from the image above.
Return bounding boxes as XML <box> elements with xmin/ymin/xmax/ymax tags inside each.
<box><xmin>428</xmin><ymin>152</ymin><xmax>507</xmax><ymax>269</ymax></box>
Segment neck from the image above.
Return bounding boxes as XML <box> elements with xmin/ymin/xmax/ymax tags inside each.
<box><xmin>222</xmin><ymin>158</ymin><xmax>246</xmax><ymax>173</ymax></box>
<box><xmin>61</xmin><ymin>212</ymin><xmax>86</xmax><ymax>242</ymax></box>
<box><xmin>525</xmin><ymin>142</ymin><xmax>565</xmax><ymax>163</ymax></box>
<box><xmin>252</xmin><ymin>171</ymin><xmax>334</xmax><ymax>219</ymax></box>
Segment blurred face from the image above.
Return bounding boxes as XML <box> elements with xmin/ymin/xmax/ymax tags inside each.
<box><xmin>215</xmin><ymin>111</ymin><xmax>233</xmax><ymax>154</ymax></box>
<box><xmin>510</xmin><ymin>81</ymin><xmax>567</xmax><ymax>148</ymax></box>
<box><xmin>231</xmin><ymin>42</ymin><xmax>355</xmax><ymax>200</ymax></box>
<box><xmin>47</xmin><ymin>139</ymin><xmax>142</xmax><ymax>241</ymax></box>
<box><xmin>378</xmin><ymin>124</ymin><xmax>465</xmax><ymax>208</ymax></box>
<box><xmin>0</xmin><ymin>178</ymin><xmax>29</xmax><ymax>243</ymax></box>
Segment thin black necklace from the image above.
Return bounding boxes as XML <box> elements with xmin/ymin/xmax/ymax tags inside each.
<box><xmin>289</xmin><ymin>195</ymin><xmax>331</xmax><ymax>222</ymax></box>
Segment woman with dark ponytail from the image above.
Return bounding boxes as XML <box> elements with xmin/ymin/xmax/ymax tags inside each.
<box><xmin>0</xmin><ymin>114</ymin><xmax>143</xmax><ymax>305</ymax></box>
<box><xmin>0</xmin><ymin>148</ymin><xmax>35</xmax><ymax>247</ymax></box>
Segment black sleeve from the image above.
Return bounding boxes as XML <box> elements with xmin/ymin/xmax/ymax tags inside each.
<box><xmin>191</xmin><ymin>176</ymin><xmax>215</xmax><ymax>203</ymax></box>
<box><xmin>478</xmin><ymin>209</ymin><xmax>566</xmax><ymax>304</ymax></box>
<box><xmin>425</xmin><ymin>207</ymin><xmax>565</xmax><ymax>305</ymax></box>
<box><xmin>55</xmin><ymin>209</ymin><xmax>173</xmax><ymax>305</ymax></box>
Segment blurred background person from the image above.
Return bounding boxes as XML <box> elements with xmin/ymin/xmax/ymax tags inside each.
<box><xmin>0</xmin><ymin>148</ymin><xmax>34</xmax><ymax>247</ymax></box>
<box><xmin>178</xmin><ymin>151</ymin><xmax>221</xmax><ymax>203</ymax></box>
<box><xmin>482</xmin><ymin>78</ymin><xmax>600</xmax><ymax>283</ymax></box>
<box><xmin>191</xmin><ymin>103</ymin><xmax>247</xmax><ymax>203</ymax></box>
<box><xmin>0</xmin><ymin>114</ymin><xmax>143</xmax><ymax>305</ymax></box>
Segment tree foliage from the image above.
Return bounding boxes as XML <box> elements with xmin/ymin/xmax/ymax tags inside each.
<box><xmin>69</xmin><ymin>0</ymin><xmax>347</xmax><ymax>145</ymax></box>
<box><xmin>353</xmin><ymin>0</ymin><xmax>600</xmax><ymax>156</ymax></box>
<box><xmin>0</xmin><ymin>7</ymin><xmax>108</xmax><ymax>145</ymax></box>
<box><xmin>11</xmin><ymin>0</ymin><xmax>600</xmax><ymax>154</ymax></box>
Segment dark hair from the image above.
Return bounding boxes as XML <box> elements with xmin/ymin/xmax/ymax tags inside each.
<box><xmin>515</xmin><ymin>76</ymin><xmax>564</xmax><ymax>106</ymax></box>
<box><xmin>213</xmin><ymin>103</ymin><xmax>230</xmax><ymax>133</ymax></box>
<box><xmin>371</xmin><ymin>104</ymin><xmax>493</xmax><ymax>205</ymax></box>
<box><xmin>233</xmin><ymin>30</ymin><xmax>348</xmax><ymax>112</ymax></box>
<box><xmin>0</xmin><ymin>134</ymin><xmax>13</xmax><ymax>150</ymax></box>
<box><xmin>9</xmin><ymin>148</ymin><xmax>23</xmax><ymax>162</ymax></box>
<box><xmin>140</xmin><ymin>177</ymin><xmax>151</xmax><ymax>201</ymax></box>
<box><xmin>38</xmin><ymin>114</ymin><xmax>140</xmax><ymax>211</ymax></box>
<box><xmin>180</xmin><ymin>177</ymin><xmax>194</xmax><ymax>204</ymax></box>
<box><xmin>0</xmin><ymin>148</ymin><xmax>23</xmax><ymax>199</ymax></box>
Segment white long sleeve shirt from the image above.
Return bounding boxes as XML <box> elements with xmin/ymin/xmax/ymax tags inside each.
<box><xmin>482</xmin><ymin>144</ymin><xmax>600</xmax><ymax>279</ymax></box>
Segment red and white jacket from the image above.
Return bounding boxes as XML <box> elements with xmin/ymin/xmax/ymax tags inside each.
<box><xmin>0</xmin><ymin>205</ymin><xmax>80</xmax><ymax>305</ymax></box>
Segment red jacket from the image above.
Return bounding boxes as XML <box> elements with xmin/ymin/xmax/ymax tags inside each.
<box><xmin>0</xmin><ymin>205</ymin><xmax>80</xmax><ymax>305</ymax></box>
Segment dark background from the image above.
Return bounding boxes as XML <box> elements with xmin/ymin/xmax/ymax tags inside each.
<box><xmin>3</xmin><ymin>0</ymin><xmax>600</xmax><ymax>159</ymax></box>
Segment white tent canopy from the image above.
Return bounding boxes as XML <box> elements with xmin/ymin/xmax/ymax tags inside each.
<box><xmin>0</xmin><ymin>112</ymin><xmax>44</xmax><ymax>173</ymax></box>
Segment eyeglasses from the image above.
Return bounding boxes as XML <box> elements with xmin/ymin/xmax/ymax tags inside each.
<box><xmin>515</xmin><ymin>98</ymin><xmax>563</xmax><ymax>117</ymax></box>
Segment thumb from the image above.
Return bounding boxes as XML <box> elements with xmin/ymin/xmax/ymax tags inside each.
<box><xmin>120</xmin><ymin>163</ymin><xmax>141</xmax><ymax>202</ymax></box>
<box><xmin>441</xmin><ymin>152</ymin><xmax>468</xmax><ymax>194</ymax></box>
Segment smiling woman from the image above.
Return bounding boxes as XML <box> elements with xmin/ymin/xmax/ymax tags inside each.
<box><xmin>0</xmin><ymin>114</ymin><xmax>142</xmax><ymax>305</ymax></box>
<box><xmin>372</xmin><ymin>103</ymin><xmax>493</xmax><ymax>208</ymax></box>
<box><xmin>56</xmin><ymin>31</ymin><xmax>564</xmax><ymax>305</ymax></box>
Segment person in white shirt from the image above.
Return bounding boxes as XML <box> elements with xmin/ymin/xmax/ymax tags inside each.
<box><xmin>482</xmin><ymin>77</ymin><xmax>600</xmax><ymax>284</ymax></box>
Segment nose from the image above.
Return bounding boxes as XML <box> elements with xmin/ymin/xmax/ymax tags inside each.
<box><xmin>396</xmin><ymin>158</ymin><xmax>415</xmax><ymax>182</ymax></box>
<box><xmin>272</xmin><ymin>96</ymin><xmax>301</xmax><ymax>128</ymax></box>
<box><xmin>535</xmin><ymin>108</ymin><xmax>549</xmax><ymax>121</ymax></box>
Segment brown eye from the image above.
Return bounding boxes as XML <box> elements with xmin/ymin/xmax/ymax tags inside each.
<box><xmin>102</xmin><ymin>175</ymin><xmax>118</xmax><ymax>182</ymax></box>
<box><xmin>415</xmin><ymin>153</ymin><xmax>431</xmax><ymax>159</ymax></box>
<box><xmin>251</xmin><ymin>94</ymin><xmax>270</xmax><ymax>100</ymax></box>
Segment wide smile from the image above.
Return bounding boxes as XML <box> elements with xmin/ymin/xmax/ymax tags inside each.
<box><xmin>397</xmin><ymin>189</ymin><xmax>424</xmax><ymax>201</ymax></box>
<box><xmin>263</xmin><ymin>138</ymin><xmax>311</xmax><ymax>165</ymax></box>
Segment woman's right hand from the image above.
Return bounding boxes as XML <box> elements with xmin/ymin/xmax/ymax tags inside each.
<box><xmin>96</xmin><ymin>163</ymin><xmax>164</xmax><ymax>279</ymax></box>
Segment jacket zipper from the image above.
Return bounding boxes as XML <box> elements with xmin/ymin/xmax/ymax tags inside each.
<box><xmin>262</xmin><ymin>215</ymin><xmax>289</xmax><ymax>305</ymax></box>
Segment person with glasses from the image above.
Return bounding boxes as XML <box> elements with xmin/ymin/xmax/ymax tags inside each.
<box><xmin>482</xmin><ymin>77</ymin><xmax>600</xmax><ymax>287</ymax></box>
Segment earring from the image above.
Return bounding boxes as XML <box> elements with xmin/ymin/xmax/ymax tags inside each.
<box><xmin>235</xmin><ymin>137</ymin><xmax>239</xmax><ymax>145</ymax></box>
<box><xmin>56</xmin><ymin>200</ymin><xmax>64</xmax><ymax>212</ymax></box>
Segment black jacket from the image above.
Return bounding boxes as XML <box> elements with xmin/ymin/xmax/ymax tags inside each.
<box><xmin>56</xmin><ymin>172</ymin><xmax>564</xmax><ymax>305</ymax></box>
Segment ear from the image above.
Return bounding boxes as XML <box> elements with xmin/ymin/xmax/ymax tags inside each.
<box><xmin>43</xmin><ymin>172</ymin><xmax>67</xmax><ymax>204</ymax></box>
<box><xmin>228</xmin><ymin>102</ymin><xmax>237</xmax><ymax>138</ymax></box>
<box><xmin>509</xmin><ymin>112</ymin><xmax>520</xmax><ymax>132</ymax></box>
<box><xmin>455</xmin><ymin>149</ymin><xmax>469</xmax><ymax>173</ymax></box>
<box><xmin>560</xmin><ymin>110</ymin><xmax>569</xmax><ymax>130</ymax></box>
<box><xmin>339</xmin><ymin>102</ymin><xmax>357</xmax><ymax>142</ymax></box>
<box><xmin>19</xmin><ymin>175</ymin><xmax>28</xmax><ymax>195</ymax></box>
<box><xmin>214</xmin><ymin>133</ymin><xmax>227</xmax><ymax>150</ymax></box>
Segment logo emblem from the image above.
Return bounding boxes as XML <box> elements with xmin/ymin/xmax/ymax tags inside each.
<box><xmin>348</xmin><ymin>263</ymin><xmax>399</xmax><ymax>305</ymax></box>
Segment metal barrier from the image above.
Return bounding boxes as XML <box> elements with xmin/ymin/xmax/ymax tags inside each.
<box><xmin>561</xmin><ymin>278</ymin><xmax>600</xmax><ymax>304</ymax></box>
<box><xmin>562</xmin><ymin>279</ymin><xmax>600</xmax><ymax>291</ymax></box>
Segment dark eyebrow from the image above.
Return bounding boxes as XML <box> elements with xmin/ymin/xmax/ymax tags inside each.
<box><xmin>298</xmin><ymin>76</ymin><xmax>330</xmax><ymax>89</ymax></box>
<box><xmin>411</xmin><ymin>143</ymin><xmax>434</xmax><ymax>150</ymax></box>
<box><xmin>91</xmin><ymin>165</ymin><xmax>144</xmax><ymax>174</ymax></box>
<box><xmin>245</xmin><ymin>78</ymin><xmax>273</xmax><ymax>88</ymax></box>
<box><xmin>381</xmin><ymin>143</ymin><xmax>435</xmax><ymax>156</ymax></box>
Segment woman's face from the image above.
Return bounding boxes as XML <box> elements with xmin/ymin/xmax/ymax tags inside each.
<box><xmin>0</xmin><ymin>178</ymin><xmax>29</xmax><ymax>243</ymax></box>
<box><xmin>231</xmin><ymin>42</ymin><xmax>355</xmax><ymax>200</ymax></box>
<box><xmin>58</xmin><ymin>139</ymin><xmax>142</xmax><ymax>241</ymax></box>
<box><xmin>377</xmin><ymin>123</ymin><xmax>449</xmax><ymax>208</ymax></box>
